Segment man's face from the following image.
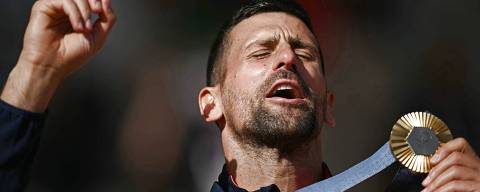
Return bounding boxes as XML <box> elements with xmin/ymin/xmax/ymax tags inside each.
<box><xmin>220</xmin><ymin>12</ymin><xmax>332</xmax><ymax>150</ymax></box>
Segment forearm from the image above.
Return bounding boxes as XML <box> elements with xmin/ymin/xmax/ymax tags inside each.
<box><xmin>1</xmin><ymin>57</ymin><xmax>64</xmax><ymax>113</ymax></box>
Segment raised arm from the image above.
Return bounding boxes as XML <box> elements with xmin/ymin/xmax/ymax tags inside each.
<box><xmin>0</xmin><ymin>0</ymin><xmax>115</xmax><ymax>191</ymax></box>
<box><xmin>1</xmin><ymin>0</ymin><xmax>116</xmax><ymax>112</ymax></box>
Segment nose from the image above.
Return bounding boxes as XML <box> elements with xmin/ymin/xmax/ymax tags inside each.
<box><xmin>272</xmin><ymin>45</ymin><xmax>299</xmax><ymax>72</ymax></box>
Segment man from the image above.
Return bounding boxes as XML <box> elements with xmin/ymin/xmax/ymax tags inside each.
<box><xmin>0</xmin><ymin>0</ymin><xmax>479</xmax><ymax>191</ymax></box>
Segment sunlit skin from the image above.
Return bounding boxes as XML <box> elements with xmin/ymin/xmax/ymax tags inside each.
<box><xmin>0</xmin><ymin>1</ymin><xmax>479</xmax><ymax>191</ymax></box>
<box><xmin>199</xmin><ymin>12</ymin><xmax>336</xmax><ymax>191</ymax></box>
<box><xmin>221</xmin><ymin>13</ymin><xmax>334</xmax><ymax>191</ymax></box>
<box><xmin>1</xmin><ymin>0</ymin><xmax>116</xmax><ymax>112</ymax></box>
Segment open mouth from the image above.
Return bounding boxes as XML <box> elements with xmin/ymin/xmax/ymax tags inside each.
<box><xmin>266</xmin><ymin>80</ymin><xmax>305</xmax><ymax>100</ymax></box>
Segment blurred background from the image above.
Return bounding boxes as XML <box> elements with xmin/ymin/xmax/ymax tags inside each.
<box><xmin>1</xmin><ymin>0</ymin><xmax>480</xmax><ymax>191</ymax></box>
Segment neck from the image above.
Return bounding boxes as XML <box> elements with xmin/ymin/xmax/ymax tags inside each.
<box><xmin>221</xmin><ymin>128</ymin><xmax>326</xmax><ymax>192</ymax></box>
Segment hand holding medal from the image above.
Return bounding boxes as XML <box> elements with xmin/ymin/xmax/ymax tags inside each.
<box><xmin>421</xmin><ymin>137</ymin><xmax>480</xmax><ymax>192</ymax></box>
<box><xmin>298</xmin><ymin>112</ymin><xmax>480</xmax><ymax>192</ymax></box>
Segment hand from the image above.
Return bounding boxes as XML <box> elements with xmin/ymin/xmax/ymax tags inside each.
<box><xmin>21</xmin><ymin>0</ymin><xmax>116</xmax><ymax>74</ymax></box>
<box><xmin>1</xmin><ymin>0</ymin><xmax>116</xmax><ymax>112</ymax></box>
<box><xmin>421</xmin><ymin>138</ymin><xmax>480</xmax><ymax>192</ymax></box>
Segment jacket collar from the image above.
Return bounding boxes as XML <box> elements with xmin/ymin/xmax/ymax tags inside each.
<box><xmin>210</xmin><ymin>163</ymin><xmax>332</xmax><ymax>192</ymax></box>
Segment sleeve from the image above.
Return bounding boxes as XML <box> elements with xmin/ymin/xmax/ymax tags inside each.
<box><xmin>0</xmin><ymin>100</ymin><xmax>47</xmax><ymax>192</ymax></box>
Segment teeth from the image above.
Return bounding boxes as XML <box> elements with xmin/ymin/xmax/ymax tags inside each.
<box><xmin>276</xmin><ymin>85</ymin><xmax>293</xmax><ymax>91</ymax></box>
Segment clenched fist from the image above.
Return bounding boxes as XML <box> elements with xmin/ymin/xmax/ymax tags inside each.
<box><xmin>1</xmin><ymin>0</ymin><xmax>116</xmax><ymax>112</ymax></box>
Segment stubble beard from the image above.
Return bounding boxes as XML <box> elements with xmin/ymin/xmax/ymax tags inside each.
<box><xmin>223</xmin><ymin>70</ymin><xmax>320</xmax><ymax>154</ymax></box>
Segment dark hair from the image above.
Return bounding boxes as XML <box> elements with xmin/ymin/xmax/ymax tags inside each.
<box><xmin>206</xmin><ymin>0</ymin><xmax>324</xmax><ymax>86</ymax></box>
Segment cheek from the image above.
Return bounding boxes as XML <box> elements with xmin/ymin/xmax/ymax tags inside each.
<box><xmin>234</xmin><ymin>61</ymin><xmax>268</xmax><ymax>89</ymax></box>
<box><xmin>301</xmin><ymin>65</ymin><xmax>326</xmax><ymax>93</ymax></box>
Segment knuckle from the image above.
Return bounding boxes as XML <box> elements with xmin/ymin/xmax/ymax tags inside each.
<box><xmin>450</xmin><ymin>180</ymin><xmax>460</xmax><ymax>187</ymax></box>
<box><xmin>436</xmin><ymin>148</ymin><xmax>445</xmax><ymax>156</ymax></box>
<box><xmin>32</xmin><ymin>1</ymin><xmax>44</xmax><ymax>12</ymax></box>
<box><xmin>450</xmin><ymin>165</ymin><xmax>462</xmax><ymax>174</ymax></box>
<box><xmin>450</xmin><ymin>152</ymin><xmax>462</xmax><ymax>161</ymax></box>
<box><xmin>457</xmin><ymin>137</ymin><xmax>467</xmax><ymax>145</ymax></box>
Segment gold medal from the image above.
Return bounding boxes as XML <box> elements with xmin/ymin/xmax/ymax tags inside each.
<box><xmin>389</xmin><ymin>112</ymin><xmax>453</xmax><ymax>173</ymax></box>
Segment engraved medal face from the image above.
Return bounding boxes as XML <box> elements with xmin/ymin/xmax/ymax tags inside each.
<box><xmin>407</xmin><ymin>127</ymin><xmax>439</xmax><ymax>155</ymax></box>
<box><xmin>390</xmin><ymin>112</ymin><xmax>453</xmax><ymax>173</ymax></box>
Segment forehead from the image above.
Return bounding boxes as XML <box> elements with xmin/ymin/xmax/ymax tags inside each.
<box><xmin>228</xmin><ymin>12</ymin><xmax>318</xmax><ymax>49</ymax></box>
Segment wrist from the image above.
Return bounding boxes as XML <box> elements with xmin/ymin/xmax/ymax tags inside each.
<box><xmin>1</xmin><ymin>60</ymin><xmax>64</xmax><ymax>112</ymax></box>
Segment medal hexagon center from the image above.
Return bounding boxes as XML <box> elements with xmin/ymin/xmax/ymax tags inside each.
<box><xmin>406</xmin><ymin>127</ymin><xmax>439</xmax><ymax>156</ymax></box>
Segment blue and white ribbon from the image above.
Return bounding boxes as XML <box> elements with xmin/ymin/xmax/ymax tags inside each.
<box><xmin>298</xmin><ymin>142</ymin><xmax>396</xmax><ymax>192</ymax></box>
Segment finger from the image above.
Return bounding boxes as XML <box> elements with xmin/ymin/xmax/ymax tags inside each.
<box><xmin>431</xmin><ymin>138</ymin><xmax>477</xmax><ymax>165</ymax></box>
<box><xmin>92</xmin><ymin>0</ymin><xmax>116</xmax><ymax>50</ymax></box>
<box><xmin>88</xmin><ymin>0</ymin><xmax>102</xmax><ymax>13</ymax></box>
<box><xmin>423</xmin><ymin>151</ymin><xmax>478</xmax><ymax>186</ymax></box>
<box><xmin>62</xmin><ymin>0</ymin><xmax>85</xmax><ymax>31</ymax></box>
<box><xmin>423</xmin><ymin>165</ymin><xmax>476</xmax><ymax>192</ymax></box>
<box><xmin>434</xmin><ymin>180</ymin><xmax>479</xmax><ymax>192</ymax></box>
<box><xmin>73</xmin><ymin>0</ymin><xmax>93</xmax><ymax>31</ymax></box>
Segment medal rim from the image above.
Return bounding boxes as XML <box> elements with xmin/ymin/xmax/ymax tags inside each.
<box><xmin>389</xmin><ymin>112</ymin><xmax>453</xmax><ymax>173</ymax></box>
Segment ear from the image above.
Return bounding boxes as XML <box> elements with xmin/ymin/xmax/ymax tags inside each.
<box><xmin>324</xmin><ymin>91</ymin><xmax>336</xmax><ymax>127</ymax></box>
<box><xmin>198</xmin><ymin>86</ymin><xmax>224</xmax><ymax>123</ymax></box>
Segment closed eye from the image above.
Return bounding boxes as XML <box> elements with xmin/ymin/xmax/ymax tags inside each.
<box><xmin>295</xmin><ymin>50</ymin><xmax>315</xmax><ymax>61</ymax></box>
<box><xmin>249</xmin><ymin>49</ymin><xmax>272</xmax><ymax>59</ymax></box>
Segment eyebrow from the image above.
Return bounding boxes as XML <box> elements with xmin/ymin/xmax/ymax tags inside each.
<box><xmin>244</xmin><ymin>34</ymin><xmax>319</xmax><ymax>54</ymax></box>
<box><xmin>288</xmin><ymin>36</ymin><xmax>319</xmax><ymax>54</ymax></box>
<box><xmin>244</xmin><ymin>34</ymin><xmax>281</xmax><ymax>51</ymax></box>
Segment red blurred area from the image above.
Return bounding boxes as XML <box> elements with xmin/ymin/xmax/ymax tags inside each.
<box><xmin>299</xmin><ymin>0</ymin><xmax>350</xmax><ymax>80</ymax></box>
